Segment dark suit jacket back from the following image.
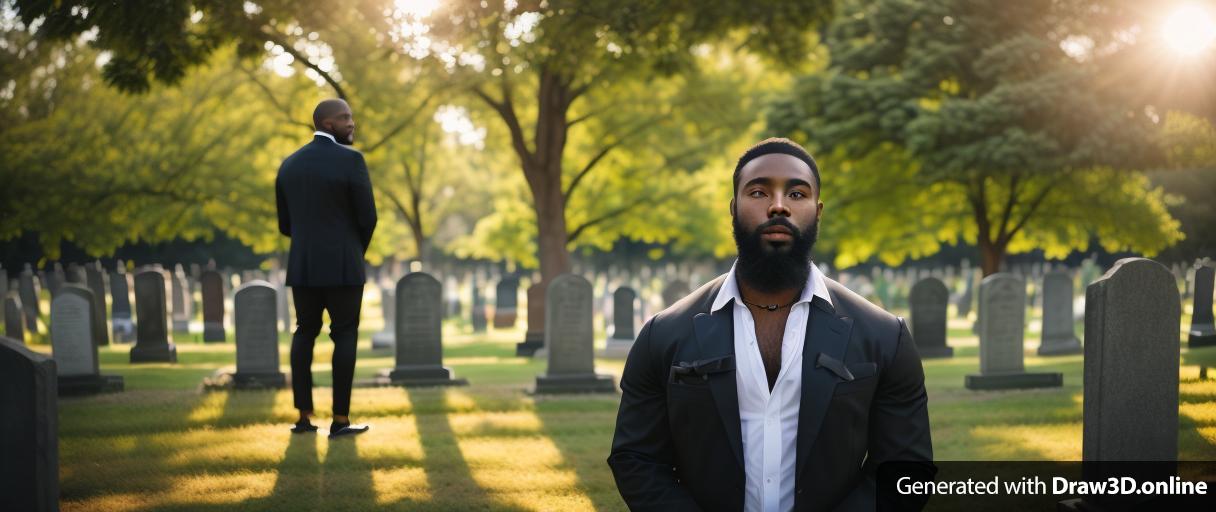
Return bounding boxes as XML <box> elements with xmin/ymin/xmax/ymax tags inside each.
<box><xmin>275</xmin><ymin>135</ymin><xmax>377</xmax><ymax>287</ymax></box>
<box><xmin>608</xmin><ymin>274</ymin><xmax>934</xmax><ymax>511</ymax></box>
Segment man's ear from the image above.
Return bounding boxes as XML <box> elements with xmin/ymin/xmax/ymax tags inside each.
<box><xmin>729</xmin><ymin>198</ymin><xmax>736</xmax><ymax>217</ymax></box>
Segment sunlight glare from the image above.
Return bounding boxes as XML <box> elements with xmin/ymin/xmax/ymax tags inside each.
<box><xmin>1162</xmin><ymin>3</ymin><xmax>1216</xmax><ymax>56</ymax></box>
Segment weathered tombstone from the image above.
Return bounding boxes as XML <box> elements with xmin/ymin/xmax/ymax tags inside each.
<box><xmin>371</xmin><ymin>286</ymin><xmax>395</xmax><ymax>350</ymax></box>
<box><xmin>470</xmin><ymin>275</ymin><xmax>487</xmax><ymax>332</ymax></box>
<box><xmin>130</xmin><ymin>268</ymin><xmax>177</xmax><ymax>363</ymax></box>
<box><xmin>1038</xmin><ymin>270</ymin><xmax>1083</xmax><ymax>355</ymax></box>
<box><xmin>64</xmin><ymin>263</ymin><xmax>85</xmax><ymax>284</ymax></box>
<box><xmin>5</xmin><ymin>292</ymin><xmax>25</xmax><ymax>343</ymax></box>
<box><xmin>516</xmin><ymin>283</ymin><xmax>545</xmax><ymax>356</ymax></box>
<box><xmin>231</xmin><ymin>281</ymin><xmax>286</xmax><ymax>388</ymax></box>
<box><xmin>84</xmin><ymin>263</ymin><xmax>109</xmax><ymax>346</ymax></box>
<box><xmin>601</xmin><ymin>286</ymin><xmax>638</xmax><ymax>358</ymax></box>
<box><xmin>965</xmin><ymin>274</ymin><xmax>1062</xmax><ymax>390</ymax></box>
<box><xmin>18</xmin><ymin>264</ymin><xmax>40</xmax><ymax>333</ymax></box>
<box><xmin>0</xmin><ymin>336</ymin><xmax>58</xmax><ymax>512</ymax></box>
<box><xmin>661</xmin><ymin>279</ymin><xmax>690</xmax><ymax>308</ymax></box>
<box><xmin>201</xmin><ymin>270</ymin><xmax>226</xmax><ymax>342</ymax></box>
<box><xmin>44</xmin><ymin>263</ymin><xmax>63</xmax><ymax>298</ymax></box>
<box><xmin>50</xmin><ymin>285</ymin><xmax>122</xmax><ymax>395</ymax></box>
<box><xmin>535</xmin><ymin>274</ymin><xmax>615</xmax><ymax>393</ymax></box>
<box><xmin>110</xmin><ymin>270</ymin><xmax>135</xmax><ymax>343</ymax></box>
<box><xmin>493</xmin><ymin>277</ymin><xmax>519</xmax><ymax>328</ymax></box>
<box><xmin>1189</xmin><ymin>264</ymin><xmax>1216</xmax><ymax>348</ymax></box>
<box><xmin>1058</xmin><ymin>258</ymin><xmax>1182</xmax><ymax>511</ymax></box>
<box><xmin>909</xmin><ymin>277</ymin><xmax>953</xmax><ymax>358</ymax></box>
<box><xmin>170</xmin><ymin>266</ymin><xmax>191</xmax><ymax>334</ymax></box>
<box><xmin>381</xmin><ymin>273</ymin><xmax>467</xmax><ymax>386</ymax></box>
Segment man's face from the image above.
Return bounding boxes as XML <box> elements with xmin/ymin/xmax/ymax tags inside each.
<box><xmin>322</xmin><ymin>104</ymin><xmax>356</xmax><ymax>145</ymax></box>
<box><xmin>731</xmin><ymin>153</ymin><xmax>823</xmax><ymax>292</ymax></box>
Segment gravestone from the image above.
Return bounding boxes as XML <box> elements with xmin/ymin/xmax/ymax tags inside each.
<box><xmin>5</xmin><ymin>292</ymin><xmax>25</xmax><ymax>343</ymax></box>
<box><xmin>493</xmin><ymin>277</ymin><xmax>519</xmax><ymax>329</ymax></box>
<box><xmin>371</xmin><ymin>286</ymin><xmax>395</xmax><ymax>350</ymax></box>
<box><xmin>1058</xmin><ymin>258</ymin><xmax>1182</xmax><ymax>511</ymax></box>
<box><xmin>130</xmin><ymin>268</ymin><xmax>177</xmax><ymax>363</ymax></box>
<box><xmin>1189</xmin><ymin>264</ymin><xmax>1215</xmax><ymax>347</ymax></box>
<box><xmin>909</xmin><ymin>277</ymin><xmax>953</xmax><ymax>358</ymax></box>
<box><xmin>444</xmin><ymin>276</ymin><xmax>461</xmax><ymax>318</ymax></box>
<box><xmin>170</xmin><ymin>266</ymin><xmax>191</xmax><ymax>334</ymax></box>
<box><xmin>535</xmin><ymin>274</ymin><xmax>615</xmax><ymax>394</ymax></box>
<box><xmin>601</xmin><ymin>286</ymin><xmax>638</xmax><ymax>358</ymax></box>
<box><xmin>84</xmin><ymin>263</ymin><xmax>109</xmax><ymax>346</ymax></box>
<box><xmin>65</xmin><ymin>263</ymin><xmax>85</xmax><ymax>284</ymax></box>
<box><xmin>201</xmin><ymin>270</ymin><xmax>226</xmax><ymax>342</ymax></box>
<box><xmin>662</xmin><ymin>280</ymin><xmax>690</xmax><ymax>308</ymax></box>
<box><xmin>516</xmin><ymin>283</ymin><xmax>545</xmax><ymax>356</ymax></box>
<box><xmin>18</xmin><ymin>264</ymin><xmax>40</xmax><ymax>333</ymax></box>
<box><xmin>45</xmin><ymin>263</ymin><xmax>63</xmax><ymax>297</ymax></box>
<box><xmin>1038</xmin><ymin>270</ymin><xmax>1083</xmax><ymax>355</ymax></box>
<box><xmin>50</xmin><ymin>285</ymin><xmax>122</xmax><ymax>395</ymax></box>
<box><xmin>0</xmin><ymin>337</ymin><xmax>58</xmax><ymax>512</ymax></box>
<box><xmin>232</xmin><ymin>281</ymin><xmax>286</xmax><ymax>388</ymax></box>
<box><xmin>470</xmin><ymin>275</ymin><xmax>487</xmax><ymax>332</ymax></box>
<box><xmin>110</xmin><ymin>270</ymin><xmax>135</xmax><ymax>343</ymax></box>
<box><xmin>381</xmin><ymin>273</ymin><xmax>466</xmax><ymax>386</ymax></box>
<box><xmin>965</xmin><ymin>274</ymin><xmax>1062</xmax><ymax>390</ymax></box>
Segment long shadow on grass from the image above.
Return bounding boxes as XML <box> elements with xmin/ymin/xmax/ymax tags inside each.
<box><xmin>534</xmin><ymin>393</ymin><xmax>626</xmax><ymax>512</ymax></box>
<box><xmin>402</xmin><ymin>388</ymin><xmax>524</xmax><ymax>511</ymax></box>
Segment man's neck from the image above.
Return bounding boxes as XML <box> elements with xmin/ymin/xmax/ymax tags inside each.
<box><xmin>736</xmin><ymin>277</ymin><xmax>802</xmax><ymax>310</ymax></box>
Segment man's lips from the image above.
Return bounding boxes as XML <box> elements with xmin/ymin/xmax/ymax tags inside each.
<box><xmin>761</xmin><ymin>225</ymin><xmax>793</xmax><ymax>242</ymax></box>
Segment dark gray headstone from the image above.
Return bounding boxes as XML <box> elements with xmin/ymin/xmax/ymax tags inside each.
<box><xmin>18</xmin><ymin>265</ymin><xmax>40</xmax><ymax>333</ymax></box>
<box><xmin>371</xmin><ymin>286</ymin><xmax>395</xmax><ymax>350</ymax></box>
<box><xmin>1189</xmin><ymin>264</ymin><xmax>1215</xmax><ymax>347</ymax></box>
<box><xmin>170</xmin><ymin>266</ymin><xmax>191</xmax><ymax>334</ymax></box>
<box><xmin>110</xmin><ymin>271</ymin><xmax>134</xmax><ymax>343</ymax></box>
<box><xmin>516</xmin><ymin>283</ymin><xmax>545</xmax><ymax>356</ymax></box>
<box><xmin>470</xmin><ymin>275</ymin><xmax>487</xmax><ymax>332</ymax></box>
<box><xmin>910</xmin><ymin>277</ymin><xmax>952</xmax><ymax>358</ymax></box>
<box><xmin>130</xmin><ymin>269</ymin><xmax>177</xmax><ymax>363</ymax></box>
<box><xmin>201</xmin><ymin>270</ymin><xmax>226</xmax><ymax>342</ymax></box>
<box><xmin>958</xmin><ymin>268</ymin><xmax>976</xmax><ymax>319</ymax></box>
<box><xmin>84</xmin><ymin>264</ymin><xmax>109</xmax><ymax>346</ymax></box>
<box><xmin>965</xmin><ymin>274</ymin><xmax>1061</xmax><ymax>390</ymax></box>
<box><xmin>45</xmin><ymin>264</ymin><xmax>63</xmax><ymax>298</ymax></box>
<box><xmin>1059</xmin><ymin>259</ymin><xmax>1183</xmax><ymax>511</ymax></box>
<box><xmin>601</xmin><ymin>286</ymin><xmax>637</xmax><ymax>358</ymax></box>
<box><xmin>5</xmin><ymin>292</ymin><xmax>25</xmax><ymax>343</ymax></box>
<box><xmin>50</xmin><ymin>285</ymin><xmax>122</xmax><ymax>395</ymax></box>
<box><xmin>232</xmin><ymin>281</ymin><xmax>285</xmax><ymax>388</ymax></box>
<box><xmin>662</xmin><ymin>280</ymin><xmax>690</xmax><ymax>308</ymax></box>
<box><xmin>0</xmin><ymin>336</ymin><xmax>58</xmax><ymax>512</ymax></box>
<box><xmin>1038</xmin><ymin>270</ymin><xmax>1082</xmax><ymax>355</ymax></box>
<box><xmin>383</xmin><ymin>273</ymin><xmax>466</xmax><ymax>386</ymax></box>
<box><xmin>535</xmin><ymin>274</ymin><xmax>615</xmax><ymax>394</ymax></box>
<box><xmin>64</xmin><ymin>263</ymin><xmax>84</xmax><ymax>284</ymax></box>
<box><xmin>493</xmin><ymin>277</ymin><xmax>519</xmax><ymax>328</ymax></box>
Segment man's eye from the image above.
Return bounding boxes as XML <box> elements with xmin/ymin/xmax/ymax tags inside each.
<box><xmin>790</xmin><ymin>191</ymin><xmax>806</xmax><ymax>199</ymax></box>
<box><xmin>749</xmin><ymin>190</ymin><xmax>766</xmax><ymax>198</ymax></box>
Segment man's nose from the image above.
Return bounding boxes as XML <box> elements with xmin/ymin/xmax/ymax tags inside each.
<box><xmin>768</xmin><ymin>194</ymin><xmax>790</xmax><ymax>217</ymax></box>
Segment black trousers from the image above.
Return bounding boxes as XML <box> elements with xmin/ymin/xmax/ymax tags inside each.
<box><xmin>290</xmin><ymin>285</ymin><xmax>363</xmax><ymax>416</ymax></box>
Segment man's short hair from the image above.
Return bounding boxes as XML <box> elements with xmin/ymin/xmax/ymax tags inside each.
<box><xmin>732</xmin><ymin>137</ymin><xmax>821</xmax><ymax>195</ymax></box>
<box><xmin>312</xmin><ymin>99</ymin><xmax>349</xmax><ymax>130</ymax></box>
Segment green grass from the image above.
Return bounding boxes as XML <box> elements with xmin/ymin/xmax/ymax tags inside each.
<box><xmin>27</xmin><ymin>318</ymin><xmax>1216</xmax><ymax>511</ymax></box>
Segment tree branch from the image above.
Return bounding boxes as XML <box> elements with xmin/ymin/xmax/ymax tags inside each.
<box><xmin>363</xmin><ymin>89</ymin><xmax>442</xmax><ymax>154</ymax></box>
<box><xmin>259</xmin><ymin>27</ymin><xmax>349</xmax><ymax>100</ymax></box>
<box><xmin>470</xmin><ymin>83</ymin><xmax>533</xmax><ymax>167</ymax></box>
<box><xmin>563</xmin><ymin>119</ymin><xmax>658</xmax><ymax>198</ymax></box>
<box><xmin>994</xmin><ymin>173</ymin><xmax>1021</xmax><ymax>245</ymax></box>
<box><xmin>241</xmin><ymin>66</ymin><xmax>313</xmax><ymax>131</ymax></box>
<box><xmin>566</xmin><ymin>189</ymin><xmax>683</xmax><ymax>245</ymax></box>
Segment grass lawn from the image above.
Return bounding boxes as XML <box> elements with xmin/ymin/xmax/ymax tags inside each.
<box><xmin>27</xmin><ymin>315</ymin><xmax>1216</xmax><ymax>511</ymax></box>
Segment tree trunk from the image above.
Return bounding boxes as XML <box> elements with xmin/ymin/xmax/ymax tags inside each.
<box><xmin>526</xmin><ymin>70</ymin><xmax>575</xmax><ymax>284</ymax></box>
<box><xmin>978</xmin><ymin>236</ymin><xmax>1006</xmax><ymax>277</ymax></box>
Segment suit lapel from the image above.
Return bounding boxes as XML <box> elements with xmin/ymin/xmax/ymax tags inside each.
<box><xmin>693</xmin><ymin>307</ymin><xmax>744</xmax><ymax>472</ymax></box>
<box><xmin>795</xmin><ymin>295</ymin><xmax>854</xmax><ymax>481</ymax></box>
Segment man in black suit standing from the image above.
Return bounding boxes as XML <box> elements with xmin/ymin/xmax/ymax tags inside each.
<box><xmin>276</xmin><ymin>98</ymin><xmax>377</xmax><ymax>438</ymax></box>
<box><xmin>608</xmin><ymin>138</ymin><xmax>934</xmax><ymax>511</ymax></box>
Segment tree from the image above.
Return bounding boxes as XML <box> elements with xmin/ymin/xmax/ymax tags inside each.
<box><xmin>768</xmin><ymin>0</ymin><xmax>1184</xmax><ymax>275</ymax></box>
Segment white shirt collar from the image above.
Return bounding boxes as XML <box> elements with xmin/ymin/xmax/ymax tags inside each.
<box><xmin>313</xmin><ymin>131</ymin><xmax>337</xmax><ymax>143</ymax></box>
<box><xmin>711</xmin><ymin>260</ymin><xmax>832</xmax><ymax>313</ymax></box>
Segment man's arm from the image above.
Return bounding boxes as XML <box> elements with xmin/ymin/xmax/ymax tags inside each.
<box><xmin>607</xmin><ymin>318</ymin><xmax>701</xmax><ymax>512</ymax></box>
<box><xmin>838</xmin><ymin>317</ymin><xmax>935</xmax><ymax>511</ymax></box>
<box><xmin>349</xmin><ymin>152</ymin><xmax>377</xmax><ymax>252</ymax></box>
<box><xmin>275</xmin><ymin>171</ymin><xmax>290</xmax><ymax>237</ymax></box>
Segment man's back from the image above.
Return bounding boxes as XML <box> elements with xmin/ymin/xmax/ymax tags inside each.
<box><xmin>275</xmin><ymin>136</ymin><xmax>377</xmax><ymax>287</ymax></box>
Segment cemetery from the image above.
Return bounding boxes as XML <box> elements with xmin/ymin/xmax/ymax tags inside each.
<box><xmin>2</xmin><ymin>0</ymin><xmax>1216</xmax><ymax>510</ymax></box>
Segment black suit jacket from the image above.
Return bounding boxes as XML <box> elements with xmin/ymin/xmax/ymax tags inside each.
<box><xmin>608</xmin><ymin>274</ymin><xmax>934</xmax><ymax>511</ymax></box>
<box><xmin>275</xmin><ymin>135</ymin><xmax>377</xmax><ymax>287</ymax></box>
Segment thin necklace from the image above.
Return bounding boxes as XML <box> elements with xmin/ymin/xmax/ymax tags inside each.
<box><xmin>740</xmin><ymin>290</ymin><xmax>802</xmax><ymax>312</ymax></box>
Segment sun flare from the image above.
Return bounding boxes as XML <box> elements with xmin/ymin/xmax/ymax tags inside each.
<box><xmin>1162</xmin><ymin>3</ymin><xmax>1216</xmax><ymax>56</ymax></box>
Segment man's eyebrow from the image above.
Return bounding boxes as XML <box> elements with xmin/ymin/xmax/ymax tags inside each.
<box><xmin>742</xmin><ymin>177</ymin><xmax>772</xmax><ymax>189</ymax></box>
<box><xmin>742</xmin><ymin>177</ymin><xmax>814</xmax><ymax>190</ymax></box>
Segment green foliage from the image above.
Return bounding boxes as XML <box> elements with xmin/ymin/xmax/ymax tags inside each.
<box><xmin>769</xmin><ymin>0</ymin><xmax>1187</xmax><ymax>271</ymax></box>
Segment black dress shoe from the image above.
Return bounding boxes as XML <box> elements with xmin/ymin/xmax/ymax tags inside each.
<box><xmin>291</xmin><ymin>419</ymin><xmax>319</xmax><ymax>434</ymax></box>
<box><xmin>328</xmin><ymin>422</ymin><xmax>370</xmax><ymax>438</ymax></box>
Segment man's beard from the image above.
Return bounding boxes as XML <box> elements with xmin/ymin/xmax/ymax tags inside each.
<box><xmin>732</xmin><ymin>215</ymin><xmax>818</xmax><ymax>294</ymax></box>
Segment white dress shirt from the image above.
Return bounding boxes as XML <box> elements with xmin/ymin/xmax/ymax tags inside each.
<box><xmin>710</xmin><ymin>261</ymin><xmax>833</xmax><ymax>512</ymax></box>
<box><xmin>313</xmin><ymin>130</ymin><xmax>336</xmax><ymax>143</ymax></box>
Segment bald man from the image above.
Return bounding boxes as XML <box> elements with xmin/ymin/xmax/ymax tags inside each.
<box><xmin>275</xmin><ymin>98</ymin><xmax>377</xmax><ymax>438</ymax></box>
